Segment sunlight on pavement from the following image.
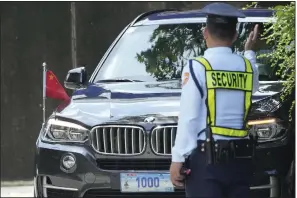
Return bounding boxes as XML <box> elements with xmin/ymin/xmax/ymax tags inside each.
<box><xmin>1</xmin><ymin>186</ymin><xmax>34</xmax><ymax>197</ymax></box>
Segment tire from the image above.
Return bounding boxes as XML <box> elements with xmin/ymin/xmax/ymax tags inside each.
<box><xmin>283</xmin><ymin>160</ymin><xmax>295</xmax><ymax>198</ymax></box>
<box><xmin>287</xmin><ymin>161</ymin><xmax>295</xmax><ymax>198</ymax></box>
<box><xmin>34</xmin><ymin>176</ymin><xmax>43</xmax><ymax>198</ymax></box>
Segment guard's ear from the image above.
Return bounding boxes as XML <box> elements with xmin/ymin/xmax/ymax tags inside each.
<box><xmin>203</xmin><ymin>27</ymin><xmax>208</xmax><ymax>40</ymax></box>
<box><xmin>232</xmin><ymin>31</ymin><xmax>238</xmax><ymax>43</ymax></box>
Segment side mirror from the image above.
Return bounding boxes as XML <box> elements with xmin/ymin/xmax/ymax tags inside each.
<box><xmin>64</xmin><ymin>67</ymin><xmax>88</xmax><ymax>90</ymax></box>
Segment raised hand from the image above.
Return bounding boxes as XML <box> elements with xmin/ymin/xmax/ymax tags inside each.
<box><xmin>245</xmin><ymin>24</ymin><xmax>259</xmax><ymax>51</ymax></box>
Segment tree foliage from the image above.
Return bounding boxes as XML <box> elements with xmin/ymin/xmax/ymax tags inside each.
<box><xmin>136</xmin><ymin>24</ymin><xmax>206</xmax><ymax>81</ymax></box>
<box><xmin>136</xmin><ymin>23</ymin><xmax>252</xmax><ymax>81</ymax></box>
<box><xmin>255</xmin><ymin>2</ymin><xmax>295</xmax><ymax>119</ymax></box>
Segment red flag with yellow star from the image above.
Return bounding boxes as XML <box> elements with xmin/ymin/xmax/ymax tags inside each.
<box><xmin>46</xmin><ymin>70</ymin><xmax>70</xmax><ymax>101</ymax></box>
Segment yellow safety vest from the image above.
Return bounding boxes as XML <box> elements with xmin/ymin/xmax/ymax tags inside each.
<box><xmin>193</xmin><ymin>56</ymin><xmax>253</xmax><ymax>137</ymax></box>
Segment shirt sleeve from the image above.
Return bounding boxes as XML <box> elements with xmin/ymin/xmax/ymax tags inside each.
<box><xmin>244</xmin><ymin>50</ymin><xmax>259</xmax><ymax>93</ymax></box>
<box><xmin>171</xmin><ymin>61</ymin><xmax>202</xmax><ymax>162</ymax></box>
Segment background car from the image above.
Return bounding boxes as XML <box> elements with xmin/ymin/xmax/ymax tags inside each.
<box><xmin>34</xmin><ymin>8</ymin><xmax>294</xmax><ymax>198</ymax></box>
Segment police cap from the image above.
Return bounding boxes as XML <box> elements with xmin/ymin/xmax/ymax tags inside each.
<box><xmin>201</xmin><ymin>3</ymin><xmax>245</xmax><ymax>25</ymax></box>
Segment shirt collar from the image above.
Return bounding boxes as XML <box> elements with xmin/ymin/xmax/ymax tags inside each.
<box><xmin>204</xmin><ymin>47</ymin><xmax>232</xmax><ymax>56</ymax></box>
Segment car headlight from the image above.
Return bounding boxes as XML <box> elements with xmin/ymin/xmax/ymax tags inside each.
<box><xmin>248</xmin><ymin>118</ymin><xmax>286</xmax><ymax>142</ymax></box>
<box><xmin>41</xmin><ymin>119</ymin><xmax>89</xmax><ymax>143</ymax></box>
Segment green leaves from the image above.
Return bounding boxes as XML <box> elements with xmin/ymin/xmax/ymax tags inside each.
<box><xmin>243</xmin><ymin>2</ymin><xmax>258</xmax><ymax>9</ymax></box>
<box><xmin>136</xmin><ymin>24</ymin><xmax>207</xmax><ymax>80</ymax></box>
<box><xmin>254</xmin><ymin>2</ymin><xmax>295</xmax><ymax>120</ymax></box>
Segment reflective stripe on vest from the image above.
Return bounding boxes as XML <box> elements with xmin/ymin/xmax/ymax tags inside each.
<box><xmin>194</xmin><ymin>56</ymin><xmax>253</xmax><ymax>137</ymax></box>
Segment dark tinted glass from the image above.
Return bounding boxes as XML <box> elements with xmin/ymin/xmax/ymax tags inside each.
<box><xmin>94</xmin><ymin>22</ymin><xmax>276</xmax><ymax>83</ymax></box>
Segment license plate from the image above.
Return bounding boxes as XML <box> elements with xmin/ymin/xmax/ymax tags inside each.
<box><xmin>120</xmin><ymin>173</ymin><xmax>174</xmax><ymax>193</ymax></box>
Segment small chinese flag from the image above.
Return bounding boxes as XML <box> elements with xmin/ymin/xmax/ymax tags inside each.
<box><xmin>46</xmin><ymin>70</ymin><xmax>70</xmax><ymax>101</ymax></box>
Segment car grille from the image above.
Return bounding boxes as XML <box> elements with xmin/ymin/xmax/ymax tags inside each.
<box><xmin>97</xmin><ymin>159</ymin><xmax>171</xmax><ymax>170</ymax></box>
<box><xmin>90</xmin><ymin>125</ymin><xmax>146</xmax><ymax>155</ymax></box>
<box><xmin>151</xmin><ymin>126</ymin><xmax>177</xmax><ymax>155</ymax></box>
<box><xmin>83</xmin><ymin>189</ymin><xmax>185</xmax><ymax>198</ymax></box>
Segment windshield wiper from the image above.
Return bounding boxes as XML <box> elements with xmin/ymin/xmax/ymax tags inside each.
<box><xmin>96</xmin><ymin>78</ymin><xmax>143</xmax><ymax>83</ymax></box>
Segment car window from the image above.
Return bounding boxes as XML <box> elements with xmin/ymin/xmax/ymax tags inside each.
<box><xmin>93</xmin><ymin>21</ymin><xmax>277</xmax><ymax>83</ymax></box>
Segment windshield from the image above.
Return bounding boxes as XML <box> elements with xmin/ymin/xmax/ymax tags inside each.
<box><xmin>93</xmin><ymin>22</ymin><xmax>277</xmax><ymax>83</ymax></box>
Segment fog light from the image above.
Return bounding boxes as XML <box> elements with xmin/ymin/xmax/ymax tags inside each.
<box><xmin>257</xmin><ymin>127</ymin><xmax>274</xmax><ymax>138</ymax></box>
<box><xmin>62</xmin><ymin>155</ymin><xmax>76</xmax><ymax>169</ymax></box>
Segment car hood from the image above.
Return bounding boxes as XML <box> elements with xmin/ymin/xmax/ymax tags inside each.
<box><xmin>54</xmin><ymin>81</ymin><xmax>283</xmax><ymax>128</ymax></box>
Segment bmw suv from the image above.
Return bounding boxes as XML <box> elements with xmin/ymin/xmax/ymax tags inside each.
<box><xmin>34</xmin><ymin>8</ymin><xmax>294</xmax><ymax>198</ymax></box>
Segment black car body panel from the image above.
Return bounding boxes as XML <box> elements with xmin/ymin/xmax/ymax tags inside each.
<box><xmin>34</xmin><ymin>8</ymin><xmax>294</xmax><ymax>198</ymax></box>
<box><xmin>54</xmin><ymin>81</ymin><xmax>283</xmax><ymax>126</ymax></box>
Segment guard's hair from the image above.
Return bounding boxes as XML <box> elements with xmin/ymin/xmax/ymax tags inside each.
<box><xmin>207</xmin><ymin>16</ymin><xmax>237</xmax><ymax>41</ymax></box>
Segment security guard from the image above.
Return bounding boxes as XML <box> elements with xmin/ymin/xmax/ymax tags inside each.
<box><xmin>170</xmin><ymin>3</ymin><xmax>259</xmax><ymax>198</ymax></box>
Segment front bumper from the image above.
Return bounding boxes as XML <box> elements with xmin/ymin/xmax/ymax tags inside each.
<box><xmin>35</xmin><ymin>174</ymin><xmax>279</xmax><ymax>198</ymax></box>
<box><xmin>35</xmin><ymin>139</ymin><xmax>291</xmax><ymax>198</ymax></box>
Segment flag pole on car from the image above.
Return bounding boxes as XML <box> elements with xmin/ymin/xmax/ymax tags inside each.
<box><xmin>42</xmin><ymin>62</ymin><xmax>47</xmax><ymax>125</ymax></box>
<box><xmin>42</xmin><ymin>62</ymin><xmax>70</xmax><ymax>126</ymax></box>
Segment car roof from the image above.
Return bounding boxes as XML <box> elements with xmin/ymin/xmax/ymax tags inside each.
<box><xmin>133</xmin><ymin>9</ymin><xmax>275</xmax><ymax>26</ymax></box>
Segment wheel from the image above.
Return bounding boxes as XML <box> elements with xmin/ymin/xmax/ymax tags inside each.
<box><xmin>287</xmin><ymin>161</ymin><xmax>295</xmax><ymax>198</ymax></box>
<box><xmin>34</xmin><ymin>176</ymin><xmax>43</xmax><ymax>198</ymax></box>
<box><xmin>282</xmin><ymin>160</ymin><xmax>295</xmax><ymax>198</ymax></box>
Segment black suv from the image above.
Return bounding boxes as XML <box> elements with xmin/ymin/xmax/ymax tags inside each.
<box><xmin>34</xmin><ymin>8</ymin><xmax>294</xmax><ymax>198</ymax></box>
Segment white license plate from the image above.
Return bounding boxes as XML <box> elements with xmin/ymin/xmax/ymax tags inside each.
<box><xmin>120</xmin><ymin>173</ymin><xmax>174</xmax><ymax>193</ymax></box>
